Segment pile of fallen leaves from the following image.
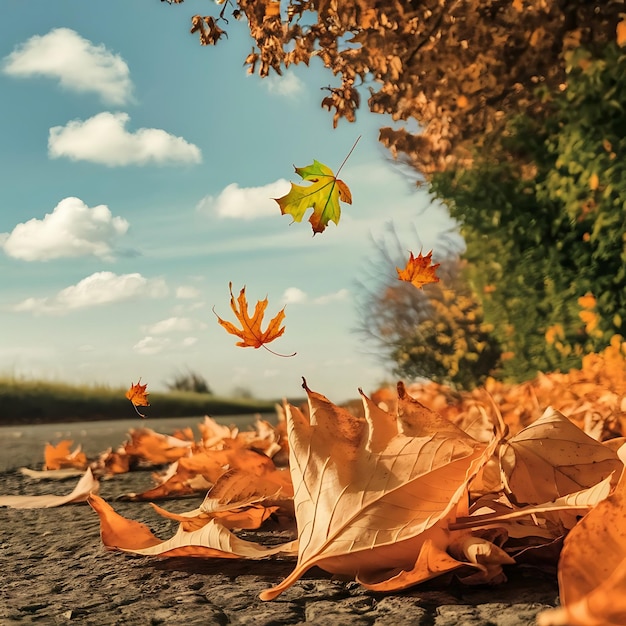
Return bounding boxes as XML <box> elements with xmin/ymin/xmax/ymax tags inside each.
<box><xmin>2</xmin><ymin>341</ymin><xmax>626</xmax><ymax>625</ymax></box>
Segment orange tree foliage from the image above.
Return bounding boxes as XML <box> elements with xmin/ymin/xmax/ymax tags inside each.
<box><xmin>164</xmin><ymin>0</ymin><xmax>621</xmax><ymax>177</ymax></box>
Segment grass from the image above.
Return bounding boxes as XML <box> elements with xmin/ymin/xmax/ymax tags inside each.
<box><xmin>0</xmin><ymin>376</ymin><xmax>279</xmax><ymax>425</ymax></box>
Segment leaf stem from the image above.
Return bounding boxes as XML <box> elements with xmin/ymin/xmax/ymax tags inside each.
<box><xmin>335</xmin><ymin>135</ymin><xmax>361</xmax><ymax>178</ymax></box>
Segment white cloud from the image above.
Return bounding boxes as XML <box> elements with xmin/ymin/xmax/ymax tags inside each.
<box><xmin>196</xmin><ymin>179</ymin><xmax>289</xmax><ymax>219</ymax></box>
<box><xmin>263</xmin><ymin>73</ymin><xmax>304</xmax><ymax>98</ymax></box>
<box><xmin>133</xmin><ymin>334</ymin><xmax>197</xmax><ymax>354</ymax></box>
<box><xmin>48</xmin><ymin>112</ymin><xmax>202</xmax><ymax>166</ymax></box>
<box><xmin>314</xmin><ymin>288</ymin><xmax>349</xmax><ymax>304</ymax></box>
<box><xmin>1</xmin><ymin>197</ymin><xmax>129</xmax><ymax>261</ymax></box>
<box><xmin>133</xmin><ymin>336</ymin><xmax>170</xmax><ymax>355</ymax></box>
<box><xmin>176</xmin><ymin>285</ymin><xmax>201</xmax><ymax>299</ymax></box>
<box><xmin>2</xmin><ymin>28</ymin><xmax>132</xmax><ymax>105</ymax></box>
<box><xmin>13</xmin><ymin>271</ymin><xmax>168</xmax><ymax>314</ymax></box>
<box><xmin>143</xmin><ymin>316</ymin><xmax>203</xmax><ymax>335</ymax></box>
<box><xmin>280</xmin><ymin>287</ymin><xmax>349</xmax><ymax>306</ymax></box>
<box><xmin>282</xmin><ymin>287</ymin><xmax>307</xmax><ymax>304</ymax></box>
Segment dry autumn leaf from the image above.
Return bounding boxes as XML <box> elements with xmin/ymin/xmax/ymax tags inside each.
<box><xmin>43</xmin><ymin>439</ymin><xmax>88</xmax><ymax>471</ymax></box>
<box><xmin>201</xmin><ymin>465</ymin><xmax>294</xmax><ymax>515</ymax></box>
<box><xmin>88</xmin><ymin>493</ymin><xmax>297</xmax><ymax>559</ymax></box>
<box><xmin>214</xmin><ymin>282</ymin><xmax>294</xmax><ymax>356</ymax></box>
<box><xmin>119</xmin><ymin>446</ymin><xmax>278</xmax><ymax>501</ymax></box>
<box><xmin>125</xmin><ymin>379</ymin><xmax>149</xmax><ymax>417</ymax></box>
<box><xmin>0</xmin><ymin>469</ymin><xmax>98</xmax><ymax>509</ymax></box>
<box><xmin>19</xmin><ymin>467</ymin><xmax>85</xmax><ymax>480</ymax></box>
<box><xmin>537</xmin><ymin>463</ymin><xmax>626</xmax><ymax>626</ymax></box>
<box><xmin>259</xmin><ymin>380</ymin><xmax>499</xmax><ymax>600</ymax></box>
<box><xmin>150</xmin><ymin>501</ymin><xmax>279</xmax><ymax>532</ymax></box>
<box><xmin>499</xmin><ymin>407</ymin><xmax>622</xmax><ymax>506</ymax></box>
<box><xmin>453</xmin><ymin>474</ymin><xmax>615</xmax><ymax>533</ymax></box>
<box><xmin>121</xmin><ymin>427</ymin><xmax>193</xmax><ymax>466</ymax></box>
<box><xmin>396</xmin><ymin>250</ymin><xmax>441</xmax><ymax>289</ymax></box>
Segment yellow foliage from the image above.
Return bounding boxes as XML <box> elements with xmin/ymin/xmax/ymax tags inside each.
<box><xmin>579</xmin><ymin>309</ymin><xmax>599</xmax><ymax>333</ymax></box>
<box><xmin>545</xmin><ymin>323</ymin><xmax>564</xmax><ymax>345</ymax></box>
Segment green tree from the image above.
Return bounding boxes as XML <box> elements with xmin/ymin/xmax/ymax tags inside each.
<box><xmin>431</xmin><ymin>43</ymin><xmax>626</xmax><ymax>379</ymax></box>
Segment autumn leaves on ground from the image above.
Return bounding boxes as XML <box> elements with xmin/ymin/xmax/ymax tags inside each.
<box><xmin>2</xmin><ymin>155</ymin><xmax>626</xmax><ymax>626</ymax></box>
<box><xmin>3</xmin><ymin>353</ymin><xmax>626</xmax><ymax>625</ymax></box>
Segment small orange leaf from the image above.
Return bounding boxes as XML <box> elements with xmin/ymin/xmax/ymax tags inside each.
<box><xmin>126</xmin><ymin>379</ymin><xmax>150</xmax><ymax>418</ymax></box>
<box><xmin>578</xmin><ymin>293</ymin><xmax>596</xmax><ymax>309</ymax></box>
<box><xmin>44</xmin><ymin>440</ymin><xmax>88</xmax><ymax>471</ymax></box>
<box><xmin>457</xmin><ymin>94</ymin><xmax>469</xmax><ymax>109</ymax></box>
<box><xmin>617</xmin><ymin>17</ymin><xmax>626</xmax><ymax>47</ymax></box>
<box><xmin>396</xmin><ymin>251</ymin><xmax>440</xmax><ymax>289</ymax></box>
<box><xmin>214</xmin><ymin>283</ymin><xmax>295</xmax><ymax>357</ymax></box>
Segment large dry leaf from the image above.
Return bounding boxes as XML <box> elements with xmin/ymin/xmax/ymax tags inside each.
<box><xmin>88</xmin><ymin>494</ymin><xmax>296</xmax><ymax>558</ymax></box>
<box><xmin>259</xmin><ymin>380</ymin><xmax>496</xmax><ymax>600</ymax></box>
<box><xmin>0</xmin><ymin>469</ymin><xmax>98</xmax><ymax>509</ymax></box>
<box><xmin>537</xmin><ymin>467</ymin><xmax>626</xmax><ymax>626</ymax></box>
<box><xmin>499</xmin><ymin>407</ymin><xmax>622</xmax><ymax>505</ymax></box>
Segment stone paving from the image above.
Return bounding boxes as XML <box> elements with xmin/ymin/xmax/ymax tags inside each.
<box><xmin>0</xmin><ymin>459</ymin><xmax>559</xmax><ymax>625</ymax></box>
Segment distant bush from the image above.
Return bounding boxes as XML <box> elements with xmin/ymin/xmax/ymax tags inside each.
<box><xmin>166</xmin><ymin>369</ymin><xmax>212</xmax><ymax>394</ymax></box>
<box><xmin>232</xmin><ymin>386</ymin><xmax>254</xmax><ymax>400</ymax></box>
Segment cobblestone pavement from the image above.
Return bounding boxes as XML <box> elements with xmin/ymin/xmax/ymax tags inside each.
<box><xmin>0</xmin><ymin>464</ymin><xmax>559</xmax><ymax>625</ymax></box>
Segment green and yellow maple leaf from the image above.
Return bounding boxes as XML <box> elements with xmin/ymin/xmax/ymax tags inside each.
<box><xmin>275</xmin><ymin>160</ymin><xmax>352</xmax><ymax>235</ymax></box>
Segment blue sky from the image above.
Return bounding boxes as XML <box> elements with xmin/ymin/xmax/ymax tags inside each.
<box><xmin>0</xmin><ymin>1</ymin><xmax>461</xmax><ymax>403</ymax></box>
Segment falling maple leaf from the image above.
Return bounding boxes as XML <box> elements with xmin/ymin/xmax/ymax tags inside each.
<box><xmin>214</xmin><ymin>282</ymin><xmax>294</xmax><ymax>357</ymax></box>
<box><xmin>274</xmin><ymin>137</ymin><xmax>359</xmax><ymax>235</ymax></box>
<box><xmin>125</xmin><ymin>379</ymin><xmax>150</xmax><ymax>418</ymax></box>
<box><xmin>396</xmin><ymin>251</ymin><xmax>440</xmax><ymax>289</ymax></box>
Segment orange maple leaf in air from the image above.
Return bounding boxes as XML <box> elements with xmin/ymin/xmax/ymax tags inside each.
<box><xmin>396</xmin><ymin>251</ymin><xmax>440</xmax><ymax>289</ymax></box>
<box><xmin>126</xmin><ymin>379</ymin><xmax>150</xmax><ymax>418</ymax></box>
<box><xmin>214</xmin><ymin>283</ymin><xmax>295</xmax><ymax>357</ymax></box>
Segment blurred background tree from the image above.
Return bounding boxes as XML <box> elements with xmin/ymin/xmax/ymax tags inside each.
<box><xmin>355</xmin><ymin>227</ymin><xmax>501</xmax><ymax>389</ymax></box>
